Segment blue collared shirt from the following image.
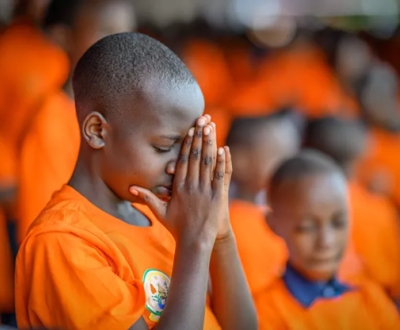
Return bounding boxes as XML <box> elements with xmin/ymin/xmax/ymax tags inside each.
<box><xmin>282</xmin><ymin>263</ymin><xmax>353</xmax><ymax>308</ymax></box>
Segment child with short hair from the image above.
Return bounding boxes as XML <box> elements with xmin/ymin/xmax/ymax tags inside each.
<box><xmin>256</xmin><ymin>150</ymin><xmax>399</xmax><ymax>329</ymax></box>
<box><xmin>15</xmin><ymin>32</ymin><xmax>257</xmax><ymax>330</ymax></box>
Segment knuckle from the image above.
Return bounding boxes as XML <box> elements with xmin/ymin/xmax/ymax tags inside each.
<box><xmin>215</xmin><ymin>171</ymin><xmax>224</xmax><ymax>180</ymax></box>
<box><xmin>206</xmin><ymin>139</ymin><xmax>213</xmax><ymax>145</ymax></box>
<box><xmin>190</xmin><ymin>148</ymin><xmax>201</xmax><ymax>159</ymax></box>
<box><xmin>217</xmin><ymin>158</ymin><xmax>225</xmax><ymax>165</ymax></box>
<box><xmin>187</xmin><ymin>183</ymin><xmax>196</xmax><ymax>194</ymax></box>
<box><xmin>195</xmin><ymin>129</ymin><xmax>203</xmax><ymax>138</ymax></box>
<box><xmin>179</xmin><ymin>155</ymin><xmax>189</xmax><ymax>164</ymax></box>
<box><xmin>185</xmin><ymin>136</ymin><xmax>193</xmax><ymax>145</ymax></box>
<box><xmin>202</xmin><ymin>156</ymin><xmax>212</xmax><ymax>166</ymax></box>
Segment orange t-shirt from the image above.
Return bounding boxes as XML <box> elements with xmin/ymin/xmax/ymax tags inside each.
<box><xmin>349</xmin><ymin>181</ymin><xmax>400</xmax><ymax>298</ymax></box>
<box><xmin>17</xmin><ymin>91</ymin><xmax>80</xmax><ymax>242</ymax></box>
<box><xmin>0</xmin><ymin>19</ymin><xmax>69</xmax><ymax>158</ymax></box>
<box><xmin>228</xmin><ymin>45</ymin><xmax>358</xmax><ymax>118</ymax></box>
<box><xmin>229</xmin><ymin>200</ymin><xmax>288</xmax><ymax>295</ymax></box>
<box><xmin>359</xmin><ymin>128</ymin><xmax>400</xmax><ymax>207</ymax></box>
<box><xmin>15</xmin><ymin>185</ymin><xmax>221</xmax><ymax>330</ymax></box>
<box><xmin>255</xmin><ymin>275</ymin><xmax>400</xmax><ymax>330</ymax></box>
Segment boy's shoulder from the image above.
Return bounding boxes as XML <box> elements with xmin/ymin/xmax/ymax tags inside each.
<box><xmin>255</xmin><ymin>274</ymin><xmax>400</xmax><ymax>329</ymax></box>
<box><xmin>26</xmin><ymin>185</ymin><xmax>101</xmax><ymax>240</ymax></box>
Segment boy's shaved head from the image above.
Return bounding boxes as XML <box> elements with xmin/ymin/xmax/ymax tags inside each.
<box><xmin>303</xmin><ymin>117</ymin><xmax>367</xmax><ymax>178</ymax></box>
<box><xmin>70</xmin><ymin>32</ymin><xmax>204</xmax><ymax>206</ymax></box>
<box><xmin>73</xmin><ymin>32</ymin><xmax>197</xmax><ymax>120</ymax></box>
<box><xmin>269</xmin><ymin>149</ymin><xmax>342</xmax><ymax>201</ymax></box>
<box><xmin>268</xmin><ymin>150</ymin><xmax>349</xmax><ymax>281</ymax></box>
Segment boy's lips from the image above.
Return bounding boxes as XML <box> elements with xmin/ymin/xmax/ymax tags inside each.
<box><xmin>154</xmin><ymin>186</ymin><xmax>172</xmax><ymax>198</ymax></box>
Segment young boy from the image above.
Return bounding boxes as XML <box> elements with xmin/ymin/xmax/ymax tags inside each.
<box><xmin>17</xmin><ymin>0</ymin><xmax>135</xmax><ymax>242</ymax></box>
<box><xmin>304</xmin><ymin>116</ymin><xmax>400</xmax><ymax>301</ymax></box>
<box><xmin>227</xmin><ymin>112</ymin><xmax>300</xmax><ymax>294</ymax></box>
<box><xmin>256</xmin><ymin>150</ymin><xmax>400</xmax><ymax>329</ymax></box>
<box><xmin>15</xmin><ymin>32</ymin><xmax>257</xmax><ymax>330</ymax></box>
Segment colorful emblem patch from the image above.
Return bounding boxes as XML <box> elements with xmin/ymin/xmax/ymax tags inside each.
<box><xmin>143</xmin><ymin>269</ymin><xmax>170</xmax><ymax>321</ymax></box>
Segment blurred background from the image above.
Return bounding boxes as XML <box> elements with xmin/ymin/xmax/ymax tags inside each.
<box><xmin>2</xmin><ymin>0</ymin><xmax>400</xmax><ymax>327</ymax></box>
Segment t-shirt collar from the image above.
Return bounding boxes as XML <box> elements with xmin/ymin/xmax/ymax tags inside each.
<box><xmin>282</xmin><ymin>263</ymin><xmax>352</xmax><ymax>308</ymax></box>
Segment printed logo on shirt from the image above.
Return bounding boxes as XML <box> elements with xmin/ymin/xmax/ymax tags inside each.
<box><xmin>143</xmin><ymin>269</ymin><xmax>171</xmax><ymax>321</ymax></box>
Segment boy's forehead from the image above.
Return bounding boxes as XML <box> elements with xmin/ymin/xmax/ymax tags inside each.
<box><xmin>273</xmin><ymin>173</ymin><xmax>347</xmax><ymax>214</ymax></box>
<box><xmin>119</xmin><ymin>81</ymin><xmax>204</xmax><ymax>133</ymax></box>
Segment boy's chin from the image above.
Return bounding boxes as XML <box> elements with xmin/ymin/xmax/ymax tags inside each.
<box><xmin>303</xmin><ymin>267</ymin><xmax>337</xmax><ymax>282</ymax></box>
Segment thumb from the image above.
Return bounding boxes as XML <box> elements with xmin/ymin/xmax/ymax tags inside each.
<box><xmin>129</xmin><ymin>186</ymin><xmax>167</xmax><ymax>221</ymax></box>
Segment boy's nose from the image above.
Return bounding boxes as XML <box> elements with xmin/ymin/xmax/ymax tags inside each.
<box><xmin>166</xmin><ymin>160</ymin><xmax>176</xmax><ymax>175</ymax></box>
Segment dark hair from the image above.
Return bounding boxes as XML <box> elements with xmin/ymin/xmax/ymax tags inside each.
<box><xmin>73</xmin><ymin>32</ymin><xmax>197</xmax><ymax>119</ymax></box>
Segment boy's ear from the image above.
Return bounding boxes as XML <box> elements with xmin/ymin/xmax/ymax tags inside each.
<box><xmin>82</xmin><ymin>112</ymin><xmax>108</xmax><ymax>149</ymax></box>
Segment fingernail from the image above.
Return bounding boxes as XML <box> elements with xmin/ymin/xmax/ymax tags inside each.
<box><xmin>130</xmin><ymin>188</ymin><xmax>139</xmax><ymax>196</ymax></box>
<box><xmin>197</xmin><ymin>118</ymin><xmax>206</xmax><ymax>126</ymax></box>
<box><xmin>218</xmin><ymin>148</ymin><xmax>224</xmax><ymax>155</ymax></box>
<box><xmin>204</xmin><ymin>126</ymin><xmax>211</xmax><ymax>135</ymax></box>
<box><xmin>188</xmin><ymin>128</ymin><xmax>194</xmax><ymax>136</ymax></box>
<box><xmin>225</xmin><ymin>146</ymin><xmax>230</xmax><ymax>151</ymax></box>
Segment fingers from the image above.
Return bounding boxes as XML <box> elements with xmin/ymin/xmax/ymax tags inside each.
<box><xmin>200</xmin><ymin>124</ymin><xmax>213</xmax><ymax>186</ymax></box>
<box><xmin>129</xmin><ymin>186</ymin><xmax>167</xmax><ymax>221</ymax></box>
<box><xmin>223</xmin><ymin>146</ymin><xmax>233</xmax><ymax>192</ymax></box>
<box><xmin>187</xmin><ymin>117</ymin><xmax>206</xmax><ymax>183</ymax></box>
<box><xmin>210</xmin><ymin>122</ymin><xmax>217</xmax><ymax>175</ymax></box>
<box><xmin>174</xmin><ymin>127</ymin><xmax>194</xmax><ymax>184</ymax></box>
<box><xmin>212</xmin><ymin>148</ymin><xmax>225</xmax><ymax>195</ymax></box>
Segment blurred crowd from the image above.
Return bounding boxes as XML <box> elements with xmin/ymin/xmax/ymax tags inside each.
<box><xmin>1</xmin><ymin>0</ymin><xmax>400</xmax><ymax>328</ymax></box>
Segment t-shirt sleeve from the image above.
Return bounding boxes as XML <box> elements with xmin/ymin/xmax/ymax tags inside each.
<box><xmin>15</xmin><ymin>231</ymin><xmax>146</xmax><ymax>330</ymax></box>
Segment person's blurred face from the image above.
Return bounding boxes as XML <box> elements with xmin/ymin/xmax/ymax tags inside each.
<box><xmin>71</xmin><ymin>1</ymin><xmax>135</xmax><ymax>68</ymax></box>
<box><xmin>233</xmin><ymin>119</ymin><xmax>299</xmax><ymax>195</ymax></box>
<box><xmin>269</xmin><ymin>171</ymin><xmax>349</xmax><ymax>281</ymax></box>
<box><xmin>336</xmin><ymin>36</ymin><xmax>372</xmax><ymax>85</ymax></box>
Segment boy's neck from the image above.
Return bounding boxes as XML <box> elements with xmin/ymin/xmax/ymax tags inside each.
<box><xmin>69</xmin><ymin>153</ymin><xmax>150</xmax><ymax>227</ymax></box>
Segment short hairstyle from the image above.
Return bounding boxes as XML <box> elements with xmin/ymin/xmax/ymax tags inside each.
<box><xmin>73</xmin><ymin>32</ymin><xmax>197</xmax><ymax>119</ymax></box>
<box><xmin>226</xmin><ymin>109</ymin><xmax>294</xmax><ymax>148</ymax></box>
<box><xmin>268</xmin><ymin>149</ymin><xmax>343</xmax><ymax>203</ymax></box>
<box><xmin>303</xmin><ymin>117</ymin><xmax>366</xmax><ymax>168</ymax></box>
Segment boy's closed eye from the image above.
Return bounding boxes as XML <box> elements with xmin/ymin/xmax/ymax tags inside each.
<box><xmin>154</xmin><ymin>146</ymin><xmax>173</xmax><ymax>153</ymax></box>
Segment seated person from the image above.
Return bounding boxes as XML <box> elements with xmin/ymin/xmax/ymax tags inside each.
<box><xmin>255</xmin><ymin>150</ymin><xmax>399</xmax><ymax>330</ymax></box>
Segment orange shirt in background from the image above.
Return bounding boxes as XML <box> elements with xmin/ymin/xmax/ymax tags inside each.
<box><xmin>182</xmin><ymin>39</ymin><xmax>232</xmax><ymax>146</ymax></box>
<box><xmin>229</xmin><ymin>199</ymin><xmax>288</xmax><ymax>295</ymax></box>
<box><xmin>360</xmin><ymin>128</ymin><xmax>400</xmax><ymax>208</ymax></box>
<box><xmin>15</xmin><ymin>185</ymin><xmax>221</xmax><ymax>330</ymax></box>
<box><xmin>349</xmin><ymin>181</ymin><xmax>400</xmax><ymax>298</ymax></box>
<box><xmin>228</xmin><ymin>45</ymin><xmax>358</xmax><ymax>118</ymax></box>
<box><xmin>255</xmin><ymin>275</ymin><xmax>400</xmax><ymax>330</ymax></box>
<box><xmin>0</xmin><ymin>19</ymin><xmax>69</xmax><ymax>162</ymax></box>
<box><xmin>17</xmin><ymin>91</ymin><xmax>80</xmax><ymax>242</ymax></box>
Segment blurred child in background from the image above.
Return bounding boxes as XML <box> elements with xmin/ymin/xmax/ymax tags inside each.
<box><xmin>304</xmin><ymin>116</ymin><xmax>400</xmax><ymax>302</ymax></box>
<box><xmin>256</xmin><ymin>150</ymin><xmax>399</xmax><ymax>330</ymax></box>
<box><xmin>17</xmin><ymin>0</ymin><xmax>135</xmax><ymax>243</ymax></box>
<box><xmin>227</xmin><ymin>111</ymin><xmax>300</xmax><ymax>294</ymax></box>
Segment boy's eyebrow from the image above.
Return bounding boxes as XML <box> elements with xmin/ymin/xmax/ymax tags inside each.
<box><xmin>159</xmin><ymin>135</ymin><xmax>182</xmax><ymax>141</ymax></box>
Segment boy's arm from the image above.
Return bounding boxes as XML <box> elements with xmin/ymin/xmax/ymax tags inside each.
<box><xmin>209</xmin><ymin>232</ymin><xmax>258</xmax><ymax>330</ymax></box>
<box><xmin>132</xmin><ymin>117</ymin><xmax>227</xmax><ymax>330</ymax></box>
<box><xmin>209</xmin><ymin>146</ymin><xmax>258</xmax><ymax>330</ymax></box>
